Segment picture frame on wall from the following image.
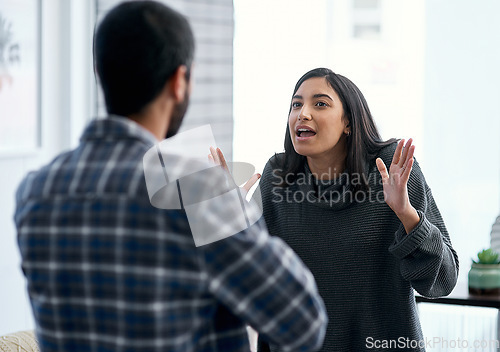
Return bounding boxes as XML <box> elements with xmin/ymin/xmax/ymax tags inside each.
<box><xmin>0</xmin><ymin>0</ymin><xmax>41</xmax><ymax>154</ymax></box>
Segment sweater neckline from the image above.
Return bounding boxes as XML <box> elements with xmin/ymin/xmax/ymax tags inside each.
<box><xmin>300</xmin><ymin>162</ymin><xmax>355</xmax><ymax>211</ymax></box>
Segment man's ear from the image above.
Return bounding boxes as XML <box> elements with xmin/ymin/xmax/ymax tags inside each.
<box><xmin>170</xmin><ymin>65</ymin><xmax>189</xmax><ymax>102</ymax></box>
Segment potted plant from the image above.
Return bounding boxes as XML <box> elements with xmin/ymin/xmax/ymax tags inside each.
<box><xmin>468</xmin><ymin>248</ymin><xmax>500</xmax><ymax>295</ymax></box>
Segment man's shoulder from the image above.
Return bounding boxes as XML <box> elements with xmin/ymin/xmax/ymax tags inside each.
<box><xmin>16</xmin><ymin>149</ymin><xmax>74</xmax><ymax>201</ymax></box>
<box><xmin>16</xmin><ymin>140</ymin><xmax>149</xmax><ymax>204</ymax></box>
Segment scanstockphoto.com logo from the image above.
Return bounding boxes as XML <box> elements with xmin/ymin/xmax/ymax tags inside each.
<box><xmin>142</xmin><ymin>125</ymin><xmax>262</xmax><ymax>247</ymax></box>
<box><xmin>366</xmin><ymin>336</ymin><xmax>500</xmax><ymax>350</ymax></box>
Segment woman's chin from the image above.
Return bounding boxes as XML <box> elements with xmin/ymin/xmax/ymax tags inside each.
<box><xmin>293</xmin><ymin>147</ymin><xmax>314</xmax><ymax>158</ymax></box>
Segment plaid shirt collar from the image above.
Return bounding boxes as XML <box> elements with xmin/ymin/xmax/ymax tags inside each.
<box><xmin>80</xmin><ymin>115</ymin><xmax>158</xmax><ymax>147</ymax></box>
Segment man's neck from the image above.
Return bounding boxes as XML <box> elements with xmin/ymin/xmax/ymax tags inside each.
<box><xmin>128</xmin><ymin>98</ymin><xmax>173</xmax><ymax>141</ymax></box>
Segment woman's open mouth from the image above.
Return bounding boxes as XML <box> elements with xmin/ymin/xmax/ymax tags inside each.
<box><xmin>295</xmin><ymin>125</ymin><xmax>317</xmax><ymax>141</ymax></box>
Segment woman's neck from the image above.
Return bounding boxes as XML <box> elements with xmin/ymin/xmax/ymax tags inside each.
<box><xmin>306</xmin><ymin>150</ymin><xmax>347</xmax><ymax>181</ymax></box>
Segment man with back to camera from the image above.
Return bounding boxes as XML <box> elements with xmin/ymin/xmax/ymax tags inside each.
<box><xmin>14</xmin><ymin>1</ymin><xmax>327</xmax><ymax>351</ymax></box>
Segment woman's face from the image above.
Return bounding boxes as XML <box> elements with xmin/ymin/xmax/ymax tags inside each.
<box><xmin>288</xmin><ymin>77</ymin><xmax>350</xmax><ymax>159</ymax></box>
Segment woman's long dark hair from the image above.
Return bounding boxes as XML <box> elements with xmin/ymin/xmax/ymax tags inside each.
<box><xmin>276</xmin><ymin>68</ymin><xmax>396</xmax><ymax>193</ymax></box>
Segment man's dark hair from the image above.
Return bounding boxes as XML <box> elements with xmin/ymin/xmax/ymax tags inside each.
<box><xmin>94</xmin><ymin>0</ymin><xmax>195</xmax><ymax>116</ymax></box>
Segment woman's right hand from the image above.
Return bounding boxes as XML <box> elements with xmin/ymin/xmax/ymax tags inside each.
<box><xmin>208</xmin><ymin>146</ymin><xmax>261</xmax><ymax>194</ymax></box>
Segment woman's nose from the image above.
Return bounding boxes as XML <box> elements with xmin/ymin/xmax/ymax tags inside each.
<box><xmin>298</xmin><ymin>107</ymin><xmax>312</xmax><ymax>121</ymax></box>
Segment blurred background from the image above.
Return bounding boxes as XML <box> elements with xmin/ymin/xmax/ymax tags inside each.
<box><xmin>0</xmin><ymin>0</ymin><xmax>499</xmax><ymax>349</ymax></box>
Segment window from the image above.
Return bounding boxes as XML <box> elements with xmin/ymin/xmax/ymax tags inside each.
<box><xmin>352</xmin><ymin>0</ymin><xmax>381</xmax><ymax>39</ymax></box>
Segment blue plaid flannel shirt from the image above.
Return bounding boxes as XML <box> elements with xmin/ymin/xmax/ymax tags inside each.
<box><xmin>14</xmin><ymin>117</ymin><xmax>327</xmax><ymax>352</ymax></box>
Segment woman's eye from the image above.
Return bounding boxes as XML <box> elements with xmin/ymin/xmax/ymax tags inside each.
<box><xmin>316</xmin><ymin>101</ymin><xmax>328</xmax><ymax>107</ymax></box>
<box><xmin>292</xmin><ymin>102</ymin><xmax>302</xmax><ymax>108</ymax></box>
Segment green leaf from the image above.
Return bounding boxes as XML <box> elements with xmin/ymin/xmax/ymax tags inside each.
<box><xmin>476</xmin><ymin>248</ymin><xmax>500</xmax><ymax>264</ymax></box>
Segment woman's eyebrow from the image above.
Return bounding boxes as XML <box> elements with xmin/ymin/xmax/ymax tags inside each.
<box><xmin>292</xmin><ymin>94</ymin><xmax>333</xmax><ymax>101</ymax></box>
<box><xmin>313</xmin><ymin>93</ymin><xmax>333</xmax><ymax>101</ymax></box>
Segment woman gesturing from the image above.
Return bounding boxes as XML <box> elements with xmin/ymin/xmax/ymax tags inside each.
<box><xmin>253</xmin><ymin>68</ymin><xmax>458</xmax><ymax>351</ymax></box>
<box><xmin>376</xmin><ymin>138</ymin><xmax>419</xmax><ymax>234</ymax></box>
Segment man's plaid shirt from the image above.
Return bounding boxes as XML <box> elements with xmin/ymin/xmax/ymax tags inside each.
<box><xmin>14</xmin><ymin>117</ymin><xmax>327</xmax><ymax>352</ymax></box>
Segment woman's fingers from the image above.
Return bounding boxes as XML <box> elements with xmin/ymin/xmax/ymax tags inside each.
<box><xmin>376</xmin><ymin>158</ymin><xmax>389</xmax><ymax>184</ymax></box>
<box><xmin>209</xmin><ymin>146</ymin><xmax>230</xmax><ymax>173</ymax></box>
<box><xmin>402</xmin><ymin>157</ymin><xmax>414</xmax><ymax>182</ymax></box>
<box><xmin>216</xmin><ymin>148</ymin><xmax>230</xmax><ymax>173</ymax></box>
<box><xmin>401</xmin><ymin>145</ymin><xmax>415</xmax><ymax>182</ymax></box>
<box><xmin>242</xmin><ymin>173</ymin><xmax>261</xmax><ymax>193</ymax></box>
<box><xmin>398</xmin><ymin>138</ymin><xmax>413</xmax><ymax>168</ymax></box>
<box><xmin>391</xmin><ymin>139</ymin><xmax>405</xmax><ymax>166</ymax></box>
<box><xmin>208</xmin><ymin>146</ymin><xmax>261</xmax><ymax>194</ymax></box>
<box><xmin>210</xmin><ymin>146</ymin><xmax>224</xmax><ymax>166</ymax></box>
<box><xmin>209</xmin><ymin>146</ymin><xmax>220</xmax><ymax>165</ymax></box>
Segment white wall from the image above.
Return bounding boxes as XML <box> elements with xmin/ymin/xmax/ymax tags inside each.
<box><xmin>423</xmin><ymin>0</ymin><xmax>500</xmax><ymax>282</ymax></box>
<box><xmin>234</xmin><ymin>0</ymin><xmax>500</xmax><ymax>283</ymax></box>
<box><xmin>234</xmin><ymin>0</ymin><xmax>426</xmax><ymax>174</ymax></box>
<box><xmin>326</xmin><ymin>0</ymin><xmax>426</xmax><ymax>149</ymax></box>
<box><xmin>0</xmin><ymin>0</ymin><xmax>93</xmax><ymax>334</ymax></box>
<box><xmin>233</xmin><ymin>0</ymin><xmax>329</xmax><ymax>173</ymax></box>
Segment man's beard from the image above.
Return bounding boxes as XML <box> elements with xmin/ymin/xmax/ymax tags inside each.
<box><xmin>165</xmin><ymin>89</ymin><xmax>190</xmax><ymax>139</ymax></box>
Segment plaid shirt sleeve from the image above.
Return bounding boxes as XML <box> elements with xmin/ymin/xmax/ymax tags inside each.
<box><xmin>200</xmin><ymin>222</ymin><xmax>328</xmax><ymax>351</ymax></box>
<box><xmin>192</xmin><ymin>168</ymin><xmax>328</xmax><ymax>352</ymax></box>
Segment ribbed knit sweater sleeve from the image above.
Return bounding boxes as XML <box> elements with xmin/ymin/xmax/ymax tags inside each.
<box><xmin>378</xmin><ymin>147</ymin><xmax>459</xmax><ymax>298</ymax></box>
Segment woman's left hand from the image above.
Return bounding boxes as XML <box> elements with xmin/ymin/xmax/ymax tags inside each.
<box><xmin>376</xmin><ymin>138</ymin><xmax>420</xmax><ymax>234</ymax></box>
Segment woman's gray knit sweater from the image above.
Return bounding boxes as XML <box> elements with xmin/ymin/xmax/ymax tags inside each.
<box><xmin>257</xmin><ymin>143</ymin><xmax>459</xmax><ymax>352</ymax></box>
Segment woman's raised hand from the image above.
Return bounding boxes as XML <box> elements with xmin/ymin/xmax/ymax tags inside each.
<box><xmin>208</xmin><ymin>147</ymin><xmax>261</xmax><ymax>195</ymax></box>
<box><xmin>375</xmin><ymin>139</ymin><xmax>420</xmax><ymax>234</ymax></box>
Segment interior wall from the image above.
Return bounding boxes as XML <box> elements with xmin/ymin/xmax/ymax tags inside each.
<box><xmin>233</xmin><ymin>0</ymin><xmax>330</xmax><ymax>173</ymax></box>
<box><xmin>423</xmin><ymin>0</ymin><xmax>500</xmax><ymax>281</ymax></box>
